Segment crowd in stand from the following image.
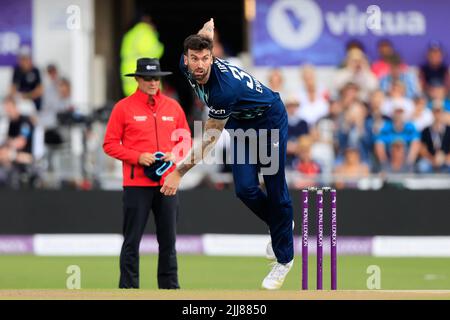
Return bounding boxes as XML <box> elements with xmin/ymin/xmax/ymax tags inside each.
<box><xmin>0</xmin><ymin>46</ymin><xmax>81</xmax><ymax>188</ymax></box>
<box><xmin>268</xmin><ymin>40</ymin><xmax>450</xmax><ymax>189</ymax></box>
<box><xmin>1</xmin><ymin>39</ymin><xmax>449</xmax><ymax>190</ymax></box>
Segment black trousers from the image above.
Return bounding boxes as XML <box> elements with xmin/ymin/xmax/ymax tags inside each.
<box><xmin>119</xmin><ymin>186</ymin><xmax>179</xmax><ymax>289</ymax></box>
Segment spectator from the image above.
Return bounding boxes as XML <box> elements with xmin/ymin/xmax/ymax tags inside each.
<box><xmin>426</xmin><ymin>80</ymin><xmax>450</xmax><ymax>113</ymax></box>
<box><xmin>3</xmin><ymin>96</ymin><xmax>34</xmax><ymax>156</ymax></box>
<box><xmin>57</xmin><ymin>77</ymin><xmax>70</xmax><ymax>105</ymax></box>
<box><xmin>267</xmin><ymin>68</ymin><xmax>288</xmax><ymax>100</ymax></box>
<box><xmin>335</xmin><ymin>82</ymin><xmax>372</xmax><ymax>161</ymax></box>
<box><xmin>411</xmin><ymin>95</ymin><xmax>433</xmax><ymax>132</ymax></box>
<box><xmin>120</xmin><ymin>14</ymin><xmax>164</xmax><ymax>96</ymax></box>
<box><xmin>333</xmin><ymin>147</ymin><xmax>370</xmax><ymax>189</ymax></box>
<box><xmin>382</xmin><ymin>80</ymin><xmax>415</xmax><ymax>120</ymax></box>
<box><xmin>385</xmin><ymin>139</ymin><xmax>410</xmax><ymax>173</ymax></box>
<box><xmin>53</xmin><ymin>78</ymin><xmax>87</xmax><ymax>128</ymax></box>
<box><xmin>334</xmin><ymin>48</ymin><xmax>378</xmax><ymax>102</ymax></box>
<box><xmin>338</xmin><ymin>82</ymin><xmax>360</xmax><ymax>111</ymax></box>
<box><xmin>296</xmin><ymin>65</ymin><xmax>329</xmax><ymax>127</ymax></box>
<box><xmin>0</xmin><ymin>96</ymin><xmax>34</xmax><ymax>187</ymax></box>
<box><xmin>286</xmin><ymin>95</ymin><xmax>308</xmax><ymax>139</ymax></box>
<box><xmin>420</xmin><ymin>41</ymin><xmax>450</xmax><ymax>92</ymax></box>
<box><xmin>372</xmin><ymin>39</ymin><xmax>396</xmax><ymax>79</ymax></box>
<box><xmin>309</xmin><ymin>100</ymin><xmax>341</xmax><ymax>174</ymax></box>
<box><xmin>42</xmin><ymin>64</ymin><xmax>60</xmax><ymax>112</ymax></box>
<box><xmin>9</xmin><ymin>46</ymin><xmax>43</xmax><ymax>111</ymax></box>
<box><xmin>375</xmin><ymin>106</ymin><xmax>421</xmax><ymax>172</ymax></box>
<box><xmin>285</xmin><ymin>94</ymin><xmax>308</xmax><ymax>166</ymax></box>
<box><xmin>57</xmin><ymin>78</ymin><xmax>76</xmax><ymax>114</ymax></box>
<box><xmin>379</xmin><ymin>54</ymin><xmax>420</xmax><ymax>99</ymax></box>
<box><xmin>346</xmin><ymin>39</ymin><xmax>365</xmax><ymax>53</ymax></box>
<box><xmin>299</xmin><ymin>64</ymin><xmax>329</xmax><ymax>100</ymax></box>
<box><xmin>338</xmin><ymin>39</ymin><xmax>366</xmax><ymax>67</ymax></box>
<box><xmin>336</xmin><ymin>101</ymin><xmax>368</xmax><ymax>162</ymax></box>
<box><xmin>292</xmin><ymin>135</ymin><xmax>320</xmax><ymax>189</ymax></box>
<box><xmin>40</xmin><ymin>65</ymin><xmax>64</xmax><ymax>146</ymax></box>
<box><xmin>418</xmin><ymin>102</ymin><xmax>450</xmax><ymax>173</ymax></box>
<box><xmin>364</xmin><ymin>90</ymin><xmax>390</xmax><ymax>166</ymax></box>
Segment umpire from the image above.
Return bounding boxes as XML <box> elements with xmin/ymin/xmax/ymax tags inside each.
<box><xmin>103</xmin><ymin>58</ymin><xmax>191</xmax><ymax>289</ymax></box>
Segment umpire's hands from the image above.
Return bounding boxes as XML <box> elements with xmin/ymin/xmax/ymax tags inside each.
<box><xmin>161</xmin><ymin>152</ymin><xmax>176</xmax><ymax>162</ymax></box>
<box><xmin>138</xmin><ymin>153</ymin><xmax>156</xmax><ymax>166</ymax></box>
<box><xmin>160</xmin><ymin>170</ymin><xmax>181</xmax><ymax>196</ymax></box>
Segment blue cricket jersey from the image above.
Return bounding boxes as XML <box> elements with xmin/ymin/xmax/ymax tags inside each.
<box><xmin>375</xmin><ymin>121</ymin><xmax>420</xmax><ymax>148</ymax></box>
<box><xmin>180</xmin><ymin>56</ymin><xmax>279</xmax><ymax>120</ymax></box>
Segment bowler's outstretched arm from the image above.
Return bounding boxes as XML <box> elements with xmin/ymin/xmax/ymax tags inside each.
<box><xmin>160</xmin><ymin>117</ymin><xmax>227</xmax><ymax>195</ymax></box>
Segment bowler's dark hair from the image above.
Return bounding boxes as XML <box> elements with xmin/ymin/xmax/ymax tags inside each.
<box><xmin>183</xmin><ymin>35</ymin><xmax>213</xmax><ymax>55</ymax></box>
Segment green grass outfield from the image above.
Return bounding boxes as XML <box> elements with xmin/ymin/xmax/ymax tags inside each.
<box><xmin>0</xmin><ymin>255</ymin><xmax>449</xmax><ymax>290</ymax></box>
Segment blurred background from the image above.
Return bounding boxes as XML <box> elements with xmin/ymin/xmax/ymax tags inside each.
<box><xmin>0</xmin><ymin>0</ymin><xmax>449</xmax><ymax>290</ymax></box>
<box><xmin>1</xmin><ymin>0</ymin><xmax>449</xmax><ymax>191</ymax></box>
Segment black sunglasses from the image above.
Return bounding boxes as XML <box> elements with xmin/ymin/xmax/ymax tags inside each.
<box><xmin>140</xmin><ymin>76</ymin><xmax>161</xmax><ymax>82</ymax></box>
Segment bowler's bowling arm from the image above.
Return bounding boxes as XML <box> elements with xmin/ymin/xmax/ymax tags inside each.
<box><xmin>176</xmin><ymin>117</ymin><xmax>227</xmax><ymax>177</ymax></box>
<box><xmin>198</xmin><ymin>18</ymin><xmax>214</xmax><ymax>41</ymax></box>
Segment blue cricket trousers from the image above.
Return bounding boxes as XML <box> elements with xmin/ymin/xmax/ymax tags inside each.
<box><xmin>225</xmin><ymin>97</ymin><xmax>294</xmax><ymax>264</ymax></box>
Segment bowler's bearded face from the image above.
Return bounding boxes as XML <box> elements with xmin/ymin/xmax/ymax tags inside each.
<box><xmin>185</xmin><ymin>49</ymin><xmax>213</xmax><ymax>83</ymax></box>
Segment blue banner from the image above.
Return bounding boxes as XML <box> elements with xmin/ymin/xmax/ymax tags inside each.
<box><xmin>252</xmin><ymin>0</ymin><xmax>450</xmax><ymax>66</ymax></box>
<box><xmin>0</xmin><ymin>0</ymin><xmax>32</xmax><ymax>66</ymax></box>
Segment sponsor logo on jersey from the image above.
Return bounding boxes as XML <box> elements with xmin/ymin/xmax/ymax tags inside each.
<box><xmin>133</xmin><ymin>116</ymin><xmax>147</xmax><ymax>122</ymax></box>
<box><xmin>210</xmin><ymin>108</ymin><xmax>226</xmax><ymax>115</ymax></box>
<box><xmin>162</xmin><ymin>116</ymin><xmax>174</xmax><ymax>122</ymax></box>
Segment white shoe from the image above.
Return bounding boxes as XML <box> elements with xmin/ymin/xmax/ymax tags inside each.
<box><xmin>265</xmin><ymin>241</ymin><xmax>276</xmax><ymax>261</ymax></box>
<box><xmin>261</xmin><ymin>260</ymin><xmax>294</xmax><ymax>290</ymax></box>
<box><xmin>265</xmin><ymin>221</ymin><xmax>295</xmax><ymax>261</ymax></box>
